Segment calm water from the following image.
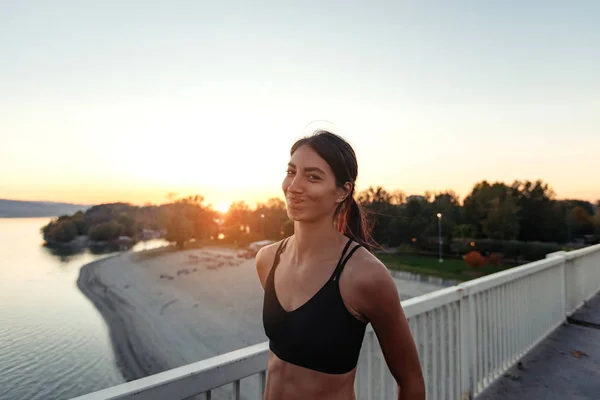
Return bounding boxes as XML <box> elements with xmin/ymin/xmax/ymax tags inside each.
<box><xmin>0</xmin><ymin>218</ymin><xmax>166</xmax><ymax>400</ymax></box>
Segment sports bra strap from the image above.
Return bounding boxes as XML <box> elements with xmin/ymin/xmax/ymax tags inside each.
<box><xmin>332</xmin><ymin>242</ymin><xmax>361</xmax><ymax>282</ymax></box>
<box><xmin>338</xmin><ymin>238</ymin><xmax>353</xmax><ymax>263</ymax></box>
<box><xmin>271</xmin><ymin>237</ymin><xmax>359</xmax><ymax>281</ymax></box>
<box><xmin>271</xmin><ymin>238</ymin><xmax>289</xmax><ymax>270</ymax></box>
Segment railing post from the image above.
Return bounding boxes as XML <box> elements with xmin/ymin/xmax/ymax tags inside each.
<box><xmin>560</xmin><ymin>256</ymin><xmax>567</xmax><ymax>320</ymax></box>
<box><xmin>258</xmin><ymin>370</ymin><xmax>266</xmax><ymax>399</ymax></box>
<box><xmin>546</xmin><ymin>251</ymin><xmax>567</xmax><ymax>320</ymax></box>
<box><xmin>458</xmin><ymin>286</ymin><xmax>473</xmax><ymax>400</ymax></box>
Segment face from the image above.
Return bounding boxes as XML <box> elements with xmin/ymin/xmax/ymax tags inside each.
<box><xmin>283</xmin><ymin>145</ymin><xmax>351</xmax><ymax>223</ymax></box>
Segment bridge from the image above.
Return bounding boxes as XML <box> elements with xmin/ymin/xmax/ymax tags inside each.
<box><xmin>72</xmin><ymin>244</ymin><xmax>600</xmax><ymax>400</ymax></box>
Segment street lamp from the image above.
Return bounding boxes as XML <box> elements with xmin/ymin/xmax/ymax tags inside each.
<box><xmin>261</xmin><ymin>214</ymin><xmax>265</xmax><ymax>239</ymax></box>
<box><xmin>437</xmin><ymin>213</ymin><xmax>443</xmax><ymax>263</ymax></box>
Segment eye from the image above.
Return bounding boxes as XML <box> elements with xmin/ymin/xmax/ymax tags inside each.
<box><xmin>308</xmin><ymin>174</ymin><xmax>322</xmax><ymax>181</ymax></box>
<box><xmin>286</xmin><ymin>169</ymin><xmax>295</xmax><ymax>176</ymax></box>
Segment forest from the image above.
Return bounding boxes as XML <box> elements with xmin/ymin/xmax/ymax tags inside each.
<box><xmin>41</xmin><ymin>179</ymin><xmax>600</xmax><ymax>263</ymax></box>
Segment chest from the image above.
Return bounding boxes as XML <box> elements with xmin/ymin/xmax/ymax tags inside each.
<box><xmin>262</xmin><ymin>262</ymin><xmax>368</xmax><ymax>366</ymax></box>
<box><xmin>273</xmin><ymin>262</ymin><xmax>337</xmax><ymax>313</ymax></box>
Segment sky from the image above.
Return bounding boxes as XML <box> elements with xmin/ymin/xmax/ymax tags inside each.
<box><xmin>1</xmin><ymin>0</ymin><xmax>599</xmax><ymax>211</ymax></box>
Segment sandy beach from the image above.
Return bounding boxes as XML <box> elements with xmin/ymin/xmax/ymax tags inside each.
<box><xmin>77</xmin><ymin>246</ymin><xmax>446</xmax><ymax>397</ymax></box>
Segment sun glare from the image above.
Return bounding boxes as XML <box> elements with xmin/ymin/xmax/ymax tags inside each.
<box><xmin>214</xmin><ymin>201</ymin><xmax>231</xmax><ymax>214</ymax></box>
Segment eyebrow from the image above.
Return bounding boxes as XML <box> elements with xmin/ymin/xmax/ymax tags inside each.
<box><xmin>287</xmin><ymin>162</ymin><xmax>326</xmax><ymax>175</ymax></box>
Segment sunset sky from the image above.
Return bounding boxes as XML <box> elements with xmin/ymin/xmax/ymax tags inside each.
<box><xmin>1</xmin><ymin>1</ymin><xmax>599</xmax><ymax>211</ymax></box>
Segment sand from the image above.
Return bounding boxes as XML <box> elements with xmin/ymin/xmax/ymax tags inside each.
<box><xmin>77</xmin><ymin>246</ymin><xmax>446</xmax><ymax>397</ymax></box>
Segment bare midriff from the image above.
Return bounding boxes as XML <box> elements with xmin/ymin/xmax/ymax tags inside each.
<box><xmin>263</xmin><ymin>352</ymin><xmax>357</xmax><ymax>400</ymax></box>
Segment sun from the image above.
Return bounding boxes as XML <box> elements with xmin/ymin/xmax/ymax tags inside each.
<box><xmin>214</xmin><ymin>201</ymin><xmax>231</xmax><ymax>214</ymax></box>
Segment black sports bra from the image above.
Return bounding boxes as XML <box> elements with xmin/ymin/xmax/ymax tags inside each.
<box><xmin>262</xmin><ymin>237</ymin><xmax>368</xmax><ymax>374</ymax></box>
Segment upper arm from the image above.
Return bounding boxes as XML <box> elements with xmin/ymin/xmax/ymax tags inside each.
<box><xmin>354</xmin><ymin>260</ymin><xmax>425</xmax><ymax>396</ymax></box>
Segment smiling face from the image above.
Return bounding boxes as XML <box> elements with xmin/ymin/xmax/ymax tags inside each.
<box><xmin>283</xmin><ymin>144</ymin><xmax>351</xmax><ymax>223</ymax></box>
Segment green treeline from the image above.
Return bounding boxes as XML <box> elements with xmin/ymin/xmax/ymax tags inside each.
<box><xmin>42</xmin><ymin>180</ymin><xmax>600</xmax><ymax>260</ymax></box>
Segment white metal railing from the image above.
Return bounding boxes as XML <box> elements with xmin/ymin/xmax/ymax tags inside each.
<box><xmin>562</xmin><ymin>245</ymin><xmax>600</xmax><ymax>315</ymax></box>
<box><xmin>72</xmin><ymin>244</ymin><xmax>600</xmax><ymax>400</ymax></box>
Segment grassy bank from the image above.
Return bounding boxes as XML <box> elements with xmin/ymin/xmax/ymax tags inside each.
<box><xmin>377</xmin><ymin>253</ymin><xmax>519</xmax><ymax>282</ymax></box>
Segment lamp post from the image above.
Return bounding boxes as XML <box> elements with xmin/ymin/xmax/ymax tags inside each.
<box><xmin>437</xmin><ymin>213</ymin><xmax>443</xmax><ymax>263</ymax></box>
<box><xmin>261</xmin><ymin>213</ymin><xmax>265</xmax><ymax>239</ymax></box>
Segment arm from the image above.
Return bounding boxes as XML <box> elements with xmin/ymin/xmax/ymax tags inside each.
<box><xmin>255</xmin><ymin>246</ymin><xmax>270</xmax><ymax>289</ymax></box>
<box><xmin>356</xmin><ymin>261</ymin><xmax>426</xmax><ymax>400</ymax></box>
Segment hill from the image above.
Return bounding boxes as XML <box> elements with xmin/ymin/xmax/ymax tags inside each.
<box><xmin>0</xmin><ymin>199</ymin><xmax>90</xmax><ymax>218</ymax></box>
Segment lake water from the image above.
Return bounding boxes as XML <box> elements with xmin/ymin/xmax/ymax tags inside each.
<box><xmin>0</xmin><ymin>218</ymin><xmax>166</xmax><ymax>400</ymax></box>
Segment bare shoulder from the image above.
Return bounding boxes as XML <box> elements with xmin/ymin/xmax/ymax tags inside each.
<box><xmin>342</xmin><ymin>247</ymin><xmax>399</xmax><ymax>319</ymax></box>
<box><xmin>255</xmin><ymin>239</ymin><xmax>287</xmax><ymax>289</ymax></box>
<box><xmin>344</xmin><ymin>247</ymin><xmax>394</xmax><ymax>292</ymax></box>
<box><xmin>343</xmin><ymin>246</ymin><xmax>426</xmax><ymax>397</ymax></box>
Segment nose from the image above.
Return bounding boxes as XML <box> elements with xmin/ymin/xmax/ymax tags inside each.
<box><xmin>287</xmin><ymin>175</ymin><xmax>304</xmax><ymax>194</ymax></box>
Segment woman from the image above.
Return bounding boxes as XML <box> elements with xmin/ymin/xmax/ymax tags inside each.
<box><xmin>255</xmin><ymin>131</ymin><xmax>426</xmax><ymax>399</ymax></box>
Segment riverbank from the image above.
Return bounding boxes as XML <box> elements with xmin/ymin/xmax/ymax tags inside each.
<box><xmin>76</xmin><ymin>246</ymin><xmax>447</xmax><ymax>395</ymax></box>
<box><xmin>76</xmin><ymin>254</ymin><xmax>166</xmax><ymax>381</ymax></box>
<box><xmin>76</xmin><ymin>247</ymin><xmax>269</xmax><ymax>383</ymax></box>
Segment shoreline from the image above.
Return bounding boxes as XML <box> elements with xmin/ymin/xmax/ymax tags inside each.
<box><xmin>74</xmin><ymin>246</ymin><xmax>271</xmax><ymax>391</ymax></box>
<box><xmin>76</xmin><ymin>254</ymin><xmax>167</xmax><ymax>381</ymax></box>
<box><xmin>75</xmin><ymin>246</ymin><xmax>448</xmax><ymax>396</ymax></box>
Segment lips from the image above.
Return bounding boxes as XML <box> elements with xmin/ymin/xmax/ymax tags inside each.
<box><xmin>287</xmin><ymin>197</ymin><xmax>304</xmax><ymax>205</ymax></box>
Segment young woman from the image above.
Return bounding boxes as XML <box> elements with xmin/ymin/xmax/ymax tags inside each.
<box><xmin>255</xmin><ymin>131</ymin><xmax>426</xmax><ymax>400</ymax></box>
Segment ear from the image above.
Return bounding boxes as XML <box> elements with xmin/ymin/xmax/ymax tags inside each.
<box><xmin>336</xmin><ymin>182</ymin><xmax>353</xmax><ymax>203</ymax></box>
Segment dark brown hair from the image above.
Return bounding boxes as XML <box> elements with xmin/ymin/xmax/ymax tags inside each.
<box><xmin>290</xmin><ymin>130</ymin><xmax>377</xmax><ymax>252</ymax></box>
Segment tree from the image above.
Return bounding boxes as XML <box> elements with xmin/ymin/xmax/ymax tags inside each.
<box><xmin>463</xmin><ymin>181</ymin><xmax>520</xmax><ymax>240</ymax></box>
<box><xmin>542</xmin><ymin>200</ymin><xmax>569</xmax><ymax>243</ymax></box>
<box><xmin>511</xmin><ymin>180</ymin><xmax>558</xmax><ymax>242</ymax></box>
<box><xmin>252</xmin><ymin>198</ymin><xmax>290</xmax><ymax>240</ymax></box>
<box><xmin>71</xmin><ymin>211</ymin><xmax>87</xmax><ymax>235</ymax></box>
<box><xmin>432</xmin><ymin>191</ymin><xmax>462</xmax><ymax>242</ymax></box>
<box><xmin>164</xmin><ymin>209</ymin><xmax>194</xmax><ymax>249</ymax></box>
<box><xmin>390</xmin><ymin>190</ymin><xmax>406</xmax><ymax>205</ymax></box>
<box><xmin>562</xmin><ymin>199</ymin><xmax>595</xmax><ymax>216</ymax></box>
<box><xmin>88</xmin><ymin>221</ymin><xmax>125</xmax><ymax>242</ymax></box>
<box><xmin>167</xmin><ymin>195</ymin><xmax>218</xmax><ymax>242</ymax></box>
<box><xmin>481</xmin><ymin>196</ymin><xmax>520</xmax><ymax>240</ymax></box>
<box><xmin>42</xmin><ymin>219</ymin><xmax>78</xmax><ymax>244</ymax></box>
<box><xmin>402</xmin><ymin>197</ymin><xmax>432</xmax><ymax>244</ymax></box>
<box><xmin>357</xmin><ymin>186</ymin><xmax>402</xmax><ymax>246</ymax></box>
<box><xmin>38</xmin><ymin>179</ymin><xmax>593</xmax><ymax>251</ymax></box>
<box><xmin>117</xmin><ymin>213</ymin><xmax>135</xmax><ymax>237</ymax></box>
<box><xmin>567</xmin><ymin>206</ymin><xmax>594</xmax><ymax>237</ymax></box>
<box><xmin>357</xmin><ymin>186</ymin><xmax>394</xmax><ymax>204</ymax></box>
<box><xmin>453</xmin><ymin>224</ymin><xmax>476</xmax><ymax>239</ymax></box>
<box><xmin>223</xmin><ymin>201</ymin><xmax>252</xmax><ymax>243</ymax></box>
<box><xmin>593</xmin><ymin>204</ymin><xmax>600</xmax><ymax>235</ymax></box>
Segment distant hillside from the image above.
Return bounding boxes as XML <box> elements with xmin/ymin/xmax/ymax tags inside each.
<box><xmin>0</xmin><ymin>199</ymin><xmax>91</xmax><ymax>218</ymax></box>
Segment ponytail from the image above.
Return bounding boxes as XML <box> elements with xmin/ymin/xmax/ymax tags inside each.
<box><xmin>336</xmin><ymin>196</ymin><xmax>378</xmax><ymax>252</ymax></box>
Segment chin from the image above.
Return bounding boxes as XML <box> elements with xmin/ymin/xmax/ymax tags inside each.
<box><xmin>285</xmin><ymin>204</ymin><xmax>309</xmax><ymax>221</ymax></box>
<box><xmin>286</xmin><ymin>208</ymin><xmax>304</xmax><ymax>222</ymax></box>
<box><xmin>286</xmin><ymin>206</ymin><xmax>329</xmax><ymax>224</ymax></box>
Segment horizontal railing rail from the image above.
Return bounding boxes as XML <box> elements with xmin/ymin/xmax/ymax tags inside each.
<box><xmin>72</xmin><ymin>244</ymin><xmax>600</xmax><ymax>400</ymax></box>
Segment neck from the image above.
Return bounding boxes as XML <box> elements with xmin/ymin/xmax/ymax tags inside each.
<box><xmin>292</xmin><ymin>217</ymin><xmax>344</xmax><ymax>263</ymax></box>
